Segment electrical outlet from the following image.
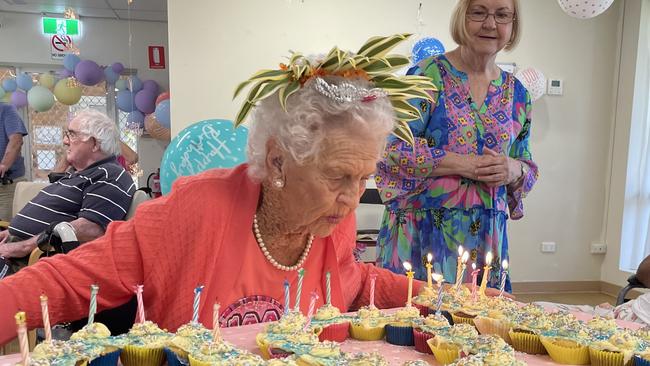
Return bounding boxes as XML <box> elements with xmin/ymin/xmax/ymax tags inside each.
<box><xmin>541</xmin><ymin>241</ymin><xmax>556</xmax><ymax>253</ymax></box>
<box><xmin>590</xmin><ymin>243</ymin><xmax>607</xmax><ymax>254</ymax></box>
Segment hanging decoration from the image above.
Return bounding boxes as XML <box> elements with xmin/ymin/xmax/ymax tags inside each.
<box><xmin>515</xmin><ymin>67</ymin><xmax>546</xmax><ymax>102</ymax></box>
<box><xmin>412</xmin><ymin>37</ymin><xmax>445</xmax><ymax>65</ymax></box>
<box><xmin>557</xmin><ymin>0</ymin><xmax>615</xmax><ymax>19</ymax></box>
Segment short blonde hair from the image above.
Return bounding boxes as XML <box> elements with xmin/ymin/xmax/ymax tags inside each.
<box><xmin>450</xmin><ymin>0</ymin><xmax>521</xmax><ymax>51</ymax></box>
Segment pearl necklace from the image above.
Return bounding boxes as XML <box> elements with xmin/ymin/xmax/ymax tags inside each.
<box><xmin>253</xmin><ymin>214</ymin><xmax>314</xmax><ymax>271</ymax></box>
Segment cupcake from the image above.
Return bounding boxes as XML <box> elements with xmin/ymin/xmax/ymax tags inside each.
<box><xmin>413</xmin><ymin>312</ymin><xmax>451</xmax><ymax>354</ymax></box>
<box><xmin>311</xmin><ymin>303</ymin><xmax>350</xmax><ymax>342</ymax></box>
<box><xmin>166</xmin><ymin>322</ymin><xmax>213</xmax><ymax>366</ymax></box>
<box><xmin>473</xmin><ymin>309</ymin><xmax>513</xmax><ymax>344</ymax></box>
<box><xmin>69</xmin><ymin>322</ymin><xmax>121</xmax><ymax>366</ymax></box>
<box><xmin>118</xmin><ymin>321</ymin><xmax>172</xmax><ymax>366</ymax></box>
<box><xmin>539</xmin><ymin>311</ymin><xmax>591</xmax><ymax>364</ymax></box>
<box><xmin>31</xmin><ymin>339</ymin><xmax>102</xmax><ymax>366</ymax></box>
<box><xmin>340</xmin><ymin>352</ymin><xmax>389</xmax><ymax>366</ymax></box>
<box><xmin>507</xmin><ymin>304</ymin><xmax>551</xmax><ymax>354</ymax></box>
<box><xmin>188</xmin><ymin>341</ymin><xmax>263</xmax><ymax>366</ymax></box>
<box><xmin>256</xmin><ymin>311</ymin><xmax>320</xmax><ymax>360</ymax></box>
<box><xmin>349</xmin><ymin>306</ymin><xmax>389</xmax><ymax>341</ymax></box>
<box><xmin>428</xmin><ymin>323</ymin><xmax>479</xmax><ymax>364</ymax></box>
<box><xmin>412</xmin><ymin>285</ymin><xmax>436</xmax><ymax>316</ymax></box>
<box><xmin>293</xmin><ymin>341</ymin><xmax>341</xmax><ymax>365</ymax></box>
<box><xmin>589</xmin><ymin>329</ymin><xmax>640</xmax><ymax>366</ymax></box>
<box><xmin>385</xmin><ymin>306</ymin><xmax>421</xmax><ymax>346</ymax></box>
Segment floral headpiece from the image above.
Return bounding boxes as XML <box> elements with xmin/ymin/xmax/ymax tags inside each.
<box><xmin>233</xmin><ymin>34</ymin><xmax>437</xmax><ymax>145</ymax></box>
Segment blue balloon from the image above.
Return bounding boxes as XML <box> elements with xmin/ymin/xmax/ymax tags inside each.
<box><xmin>104</xmin><ymin>67</ymin><xmax>119</xmax><ymax>84</ymax></box>
<box><xmin>115</xmin><ymin>79</ymin><xmax>128</xmax><ymax>91</ymax></box>
<box><xmin>63</xmin><ymin>54</ymin><xmax>81</xmax><ymax>72</ymax></box>
<box><xmin>154</xmin><ymin>99</ymin><xmax>170</xmax><ymax>129</ymax></box>
<box><xmin>116</xmin><ymin>90</ymin><xmax>136</xmax><ymax>112</ymax></box>
<box><xmin>16</xmin><ymin>73</ymin><xmax>33</xmax><ymax>91</ymax></box>
<box><xmin>127</xmin><ymin>110</ymin><xmax>145</xmax><ymax>128</ymax></box>
<box><xmin>160</xmin><ymin>119</ymin><xmax>249</xmax><ymax>194</ymax></box>
<box><xmin>127</xmin><ymin>76</ymin><xmax>143</xmax><ymax>93</ymax></box>
<box><xmin>412</xmin><ymin>37</ymin><xmax>446</xmax><ymax>65</ymax></box>
<box><xmin>2</xmin><ymin>78</ymin><xmax>17</xmax><ymax>92</ymax></box>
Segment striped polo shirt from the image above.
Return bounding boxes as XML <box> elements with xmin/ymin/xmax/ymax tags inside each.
<box><xmin>9</xmin><ymin>156</ymin><xmax>136</xmax><ymax>240</ymax></box>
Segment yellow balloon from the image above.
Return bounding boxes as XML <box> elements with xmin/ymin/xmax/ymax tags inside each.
<box><xmin>53</xmin><ymin>78</ymin><xmax>82</xmax><ymax>105</ymax></box>
<box><xmin>39</xmin><ymin>73</ymin><xmax>56</xmax><ymax>90</ymax></box>
<box><xmin>1</xmin><ymin>92</ymin><xmax>11</xmax><ymax>103</ymax></box>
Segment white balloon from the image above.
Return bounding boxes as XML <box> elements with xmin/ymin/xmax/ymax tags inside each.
<box><xmin>557</xmin><ymin>0</ymin><xmax>615</xmax><ymax>19</ymax></box>
<box><xmin>515</xmin><ymin>67</ymin><xmax>546</xmax><ymax>102</ymax></box>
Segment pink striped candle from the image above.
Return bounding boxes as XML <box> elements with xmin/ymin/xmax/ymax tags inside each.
<box><xmin>470</xmin><ymin>263</ymin><xmax>480</xmax><ymax>302</ymax></box>
<box><xmin>40</xmin><ymin>295</ymin><xmax>52</xmax><ymax>343</ymax></box>
<box><xmin>135</xmin><ymin>285</ymin><xmax>145</xmax><ymax>323</ymax></box>
<box><xmin>369</xmin><ymin>274</ymin><xmax>377</xmax><ymax>308</ymax></box>
<box><xmin>303</xmin><ymin>291</ymin><xmax>319</xmax><ymax>331</ymax></box>
<box><xmin>15</xmin><ymin>312</ymin><xmax>30</xmax><ymax>366</ymax></box>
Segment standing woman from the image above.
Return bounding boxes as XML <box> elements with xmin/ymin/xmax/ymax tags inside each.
<box><xmin>375</xmin><ymin>0</ymin><xmax>537</xmax><ymax>293</ymax></box>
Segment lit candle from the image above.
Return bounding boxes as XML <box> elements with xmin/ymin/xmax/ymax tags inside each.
<box><xmin>304</xmin><ymin>291</ymin><xmax>319</xmax><ymax>331</ymax></box>
<box><xmin>455</xmin><ymin>246</ymin><xmax>464</xmax><ymax>286</ymax></box>
<box><xmin>325</xmin><ymin>271</ymin><xmax>331</xmax><ymax>305</ymax></box>
<box><xmin>369</xmin><ymin>273</ymin><xmax>377</xmax><ymax>309</ymax></box>
<box><xmin>498</xmin><ymin>260</ymin><xmax>509</xmax><ymax>297</ymax></box>
<box><xmin>479</xmin><ymin>251</ymin><xmax>493</xmax><ymax>296</ymax></box>
<box><xmin>40</xmin><ymin>294</ymin><xmax>52</xmax><ymax>343</ymax></box>
<box><xmin>212</xmin><ymin>302</ymin><xmax>221</xmax><ymax>342</ymax></box>
<box><xmin>470</xmin><ymin>263</ymin><xmax>480</xmax><ymax>302</ymax></box>
<box><xmin>283</xmin><ymin>279</ymin><xmax>290</xmax><ymax>314</ymax></box>
<box><xmin>454</xmin><ymin>251</ymin><xmax>469</xmax><ymax>290</ymax></box>
<box><xmin>425</xmin><ymin>253</ymin><xmax>433</xmax><ymax>289</ymax></box>
<box><xmin>432</xmin><ymin>273</ymin><xmax>445</xmax><ymax>315</ymax></box>
<box><xmin>88</xmin><ymin>284</ymin><xmax>99</xmax><ymax>326</ymax></box>
<box><xmin>135</xmin><ymin>285</ymin><xmax>145</xmax><ymax>323</ymax></box>
<box><xmin>403</xmin><ymin>261</ymin><xmax>414</xmax><ymax>307</ymax></box>
<box><xmin>294</xmin><ymin>268</ymin><xmax>305</xmax><ymax>312</ymax></box>
<box><xmin>192</xmin><ymin>285</ymin><xmax>204</xmax><ymax>324</ymax></box>
<box><xmin>15</xmin><ymin>312</ymin><xmax>30</xmax><ymax>366</ymax></box>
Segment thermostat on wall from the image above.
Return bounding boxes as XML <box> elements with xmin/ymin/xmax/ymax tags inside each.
<box><xmin>547</xmin><ymin>79</ymin><xmax>563</xmax><ymax>95</ymax></box>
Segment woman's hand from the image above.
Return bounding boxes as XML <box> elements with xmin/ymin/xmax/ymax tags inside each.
<box><xmin>474</xmin><ymin>147</ymin><xmax>521</xmax><ymax>187</ymax></box>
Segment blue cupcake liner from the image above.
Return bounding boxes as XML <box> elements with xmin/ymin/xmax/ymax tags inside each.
<box><xmin>89</xmin><ymin>349</ymin><xmax>121</xmax><ymax>366</ymax></box>
<box><xmin>635</xmin><ymin>355</ymin><xmax>650</xmax><ymax>366</ymax></box>
<box><xmin>163</xmin><ymin>347</ymin><xmax>189</xmax><ymax>366</ymax></box>
<box><xmin>385</xmin><ymin>324</ymin><xmax>415</xmax><ymax>346</ymax></box>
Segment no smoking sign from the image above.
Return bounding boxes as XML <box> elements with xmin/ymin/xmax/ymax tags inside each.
<box><xmin>50</xmin><ymin>35</ymin><xmax>73</xmax><ymax>60</ymax></box>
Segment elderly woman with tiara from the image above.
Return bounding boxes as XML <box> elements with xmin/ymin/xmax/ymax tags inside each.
<box><xmin>0</xmin><ymin>34</ymin><xmax>437</xmax><ymax>343</ymax></box>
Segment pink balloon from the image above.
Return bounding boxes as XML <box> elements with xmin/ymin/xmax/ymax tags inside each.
<box><xmin>155</xmin><ymin>91</ymin><xmax>170</xmax><ymax>105</ymax></box>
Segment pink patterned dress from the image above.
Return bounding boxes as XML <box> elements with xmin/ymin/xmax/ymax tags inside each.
<box><xmin>375</xmin><ymin>55</ymin><xmax>538</xmax><ymax>292</ymax></box>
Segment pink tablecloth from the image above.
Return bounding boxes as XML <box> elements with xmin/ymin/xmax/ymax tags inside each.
<box><xmin>0</xmin><ymin>310</ymin><xmax>642</xmax><ymax>366</ymax></box>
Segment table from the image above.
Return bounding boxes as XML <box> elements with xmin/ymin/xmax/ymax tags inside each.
<box><xmin>0</xmin><ymin>310</ymin><xmax>642</xmax><ymax>366</ymax></box>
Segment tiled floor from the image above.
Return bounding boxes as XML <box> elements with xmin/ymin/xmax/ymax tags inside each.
<box><xmin>513</xmin><ymin>292</ymin><xmax>616</xmax><ymax>306</ymax></box>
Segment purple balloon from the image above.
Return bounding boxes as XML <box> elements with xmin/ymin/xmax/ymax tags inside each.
<box><xmin>142</xmin><ymin>80</ymin><xmax>159</xmax><ymax>95</ymax></box>
<box><xmin>134</xmin><ymin>89</ymin><xmax>156</xmax><ymax>114</ymax></box>
<box><xmin>111</xmin><ymin>62</ymin><xmax>124</xmax><ymax>75</ymax></box>
<box><xmin>75</xmin><ymin>60</ymin><xmax>104</xmax><ymax>86</ymax></box>
<box><xmin>58</xmin><ymin>69</ymin><xmax>74</xmax><ymax>78</ymax></box>
<box><xmin>11</xmin><ymin>90</ymin><xmax>28</xmax><ymax>108</ymax></box>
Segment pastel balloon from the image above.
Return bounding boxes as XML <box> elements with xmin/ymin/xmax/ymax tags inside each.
<box><xmin>2</xmin><ymin>78</ymin><xmax>17</xmax><ymax>92</ymax></box>
<box><xmin>127</xmin><ymin>76</ymin><xmax>143</xmax><ymax>92</ymax></box>
<box><xmin>557</xmin><ymin>0</ymin><xmax>614</xmax><ymax>19</ymax></box>
<box><xmin>1</xmin><ymin>92</ymin><xmax>10</xmax><ymax>103</ymax></box>
<box><xmin>39</xmin><ymin>73</ymin><xmax>56</xmax><ymax>89</ymax></box>
<box><xmin>115</xmin><ymin>79</ymin><xmax>128</xmax><ymax>91</ymax></box>
<box><xmin>74</xmin><ymin>60</ymin><xmax>104</xmax><ymax>86</ymax></box>
<box><xmin>10</xmin><ymin>90</ymin><xmax>27</xmax><ymax>108</ymax></box>
<box><xmin>155</xmin><ymin>91</ymin><xmax>170</xmax><ymax>105</ymax></box>
<box><xmin>412</xmin><ymin>37</ymin><xmax>445</xmax><ymax>65</ymax></box>
<box><xmin>57</xmin><ymin>69</ymin><xmax>74</xmax><ymax>79</ymax></box>
<box><xmin>127</xmin><ymin>110</ymin><xmax>145</xmax><ymax>128</ymax></box>
<box><xmin>142</xmin><ymin>80</ymin><xmax>159</xmax><ymax>95</ymax></box>
<box><xmin>111</xmin><ymin>62</ymin><xmax>125</xmax><ymax>74</ymax></box>
<box><xmin>154</xmin><ymin>99</ymin><xmax>170</xmax><ymax>129</ymax></box>
<box><xmin>0</xmin><ymin>87</ymin><xmax>4</xmax><ymax>100</ymax></box>
<box><xmin>27</xmin><ymin>86</ymin><xmax>55</xmax><ymax>112</ymax></box>
<box><xmin>116</xmin><ymin>90</ymin><xmax>136</xmax><ymax>112</ymax></box>
<box><xmin>16</xmin><ymin>73</ymin><xmax>34</xmax><ymax>91</ymax></box>
<box><xmin>135</xmin><ymin>89</ymin><xmax>156</xmax><ymax>114</ymax></box>
<box><xmin>104</xmin><ymin>67</ymin><xmax>120</xmax><ymax>85</ymax></box>
<box><xmin>144</xmin><ymin>113</ymin><xmax>171</xmax><ymax>142</ymax></box>
<box><xmin>160</xmin><ymin>120</ymin><xmax>248</xmax><ymax>194</ymax></box>
<box><xmin>63</xmin><ymin>54</ymin><xmax>81</xmax><ymax>72</ymax></box>
<box><xmin>53</xmin><ymin>78</ymin><xmax>82</xmax><ymax>105</ymax></box>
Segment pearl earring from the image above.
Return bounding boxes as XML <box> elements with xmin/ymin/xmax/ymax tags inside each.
<box><xmin>273</xmin><ymin>178</ymin><xmax>284</xmax><ymax>188</ymax></box>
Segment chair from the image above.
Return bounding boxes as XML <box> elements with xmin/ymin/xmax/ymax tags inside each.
<box><xmin>355</xmin><ymin>186</ymin><xmax>384</xmax><ymax>263</ymax></box>
<box><xmin>616</xmin><ymin>274</ymin><xmax>648</xmax><ymax>305</ymax></box>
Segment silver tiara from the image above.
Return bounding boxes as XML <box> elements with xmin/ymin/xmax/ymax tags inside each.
<box><xmin>313</xmin><ymin>77</ymin><xmax>388</xmax><ymax>103</ymax></box>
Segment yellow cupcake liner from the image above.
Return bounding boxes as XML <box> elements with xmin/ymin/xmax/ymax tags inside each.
<box><xmin>588</xmin><ymin>347</ymin><xmax>633</xmax><ymax>366</ymax></box>
<box><xmin>540</xmin><ymin>337</ymin><xmax>590</xmax><ymax>365</ymax></box>
<box><xmin>255</xmin><ymin>333</ymin><xmax>272</xmax><ymax>360</ymax></box>
<box><xmin>451</xmin><ymin>313</ymin><xmax>476</xmax><ymax>327</ymax></box>
<box><xmin>120</xmin><ymin>345</ymin><xmax>165</xmax><ymax>366</ymax></box>
<box><xmin>166</xmin><ymin>345</ymin><xmax>189</xmax><ymax>360</ymax></box>
<box><xmin>473</xmin><ymin>317</ymin><xmax>512</xmax><ymax>344</ymax></box>
<box><xmin>189</xmin><ymin>354</ymin><xmax>218</xmax><ymax>366</ymax></box>
<box><xmin>426</xmin><ymin>338</ymin><xmax>460</xmax><ymax>365</ymax></box>
<box><xmin>349</xmin><ymin>323</ymin><xmax>385</xmax><ymax>341</ymax></box>
<box><xmin>508</xmin><ymin>329</ymin><xmax>547</xmax><ymax>355</ymax></box>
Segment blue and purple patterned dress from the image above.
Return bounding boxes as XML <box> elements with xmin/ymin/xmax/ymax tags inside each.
<box><xmin>375</xmin><ymin>55</ymin><xmax>538</xmax><ymax>292</ymax></box>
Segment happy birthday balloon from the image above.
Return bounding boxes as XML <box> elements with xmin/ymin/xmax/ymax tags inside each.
<box><xmin>160</xmin><ymin>119</ymin><xmax>249</xmax><ymax>194</ymax></box>
<box><xmin>557</xmin><ymin>0</ymin><xmax>615</xmax><ymax>19</ymax></box>
<box><xmin>515</xmin><ymin>67</ymin><xmax>546</xmax><ymax>102</ymax></box>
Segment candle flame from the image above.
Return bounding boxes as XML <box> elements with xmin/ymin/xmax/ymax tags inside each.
<box><xmin>458</xmin><ymin>245</ymin><xmax>464</xmax><ymax>256</ymax></box>
<box><xmin>502</xmin><ymin>259</ymin><xmax>509</xmax><ymax>270</ymax></box>
<box><xmin>15</xmin><ymin>312</ymin><xmax>26</xmax><ymax>324</ymax></box>
<box><xmin>485</xmin><ymin>251</ymin><xmax>493</xmax><ymax>265</ymax></box>
<box><xmin>432</xmin><ymin>273</ymin><xmax>444</xmax><ymax>283</ymax></box>
<box><xmin>461</xmin><ymin>251</ymin><xmax>469</xmax><ymax>263</ymax></box>
<box><xmin>427</xmin><ymin>253</ymin><xmax>433</xmax><ymax>263</ymax></box>
<box><xmin>403</xmin><ymin>261</ymin><xmax>412</xmax><ymax>271</ymax></box>
<box><xmin>472</xmin><ymin>262</ymin><xmax>476</xmax><ymax>270</ymax></box>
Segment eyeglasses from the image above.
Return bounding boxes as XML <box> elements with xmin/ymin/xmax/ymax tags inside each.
<box><xmin>466</xmin><ymin>8</ymin><xmax>515</xmax><ymax>24</ymax></box>
<box><xmin>63</xmin><ymin>129</ymin><xmax>90</xmax><ymax>142</ymax></box>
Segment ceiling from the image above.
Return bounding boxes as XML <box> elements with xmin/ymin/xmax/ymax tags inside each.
<box><xmin>0</xmin><ymin>0</ymin><xmax>167</xmax><ymax>22</ymax></box>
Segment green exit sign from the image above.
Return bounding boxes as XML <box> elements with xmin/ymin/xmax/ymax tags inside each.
<box><xmin>42</xmin><ymin>17</ymin><xmax>80</xmax><ymax>36</ymax></box>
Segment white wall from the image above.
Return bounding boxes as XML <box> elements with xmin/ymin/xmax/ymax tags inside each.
<box><xmin>0</xmin><ymin>11</ymin><xmax>170</xmax><ymax>186</ymax></box>
<box><xmin>168</xmin><ymin>1</ymin><xmax>627</xmax><ymax>283</ymax></box>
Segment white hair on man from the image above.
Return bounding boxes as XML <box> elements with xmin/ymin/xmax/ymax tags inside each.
<box><xmin>246</xmin><ymin>76</ymin><xmax>396</xmax><ymax>181</ymax></box>
<box><xmin>72</xmin><ymin>109</ymin><xmax>121</xmax><ymax>156</ymax></box>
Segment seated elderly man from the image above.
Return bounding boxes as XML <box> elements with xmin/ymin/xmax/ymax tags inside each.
<box><xmin>0</xmin><ymin>109</ymin><xmax>136</xmax><ymax>275</ymax></box>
